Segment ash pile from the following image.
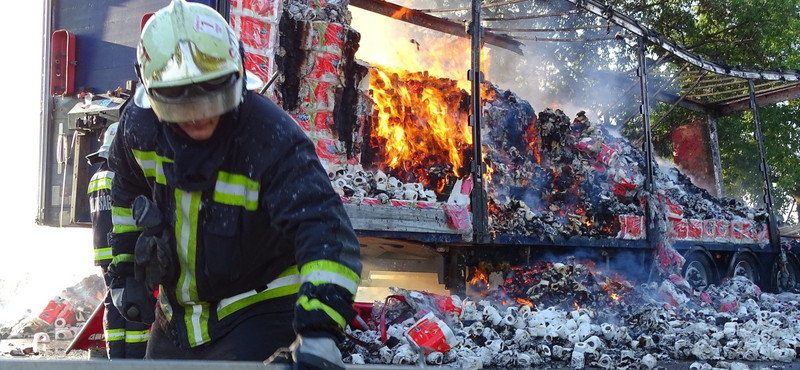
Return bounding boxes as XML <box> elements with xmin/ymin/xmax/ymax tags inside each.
<box><xmin>0</xmin><ymin>274</ymin><xmax>104</xmax><ymax>351</ymax></box>
<box><xmin>342</xmin><ymin>259</ymin><xmax>800</xmax><ymax>369</ymax></box>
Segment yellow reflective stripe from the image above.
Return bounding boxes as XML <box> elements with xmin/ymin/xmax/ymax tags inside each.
<box><xmin>158</xmin><ymin>284</ymin><xmax>173</xmax><ymax>322</ymax></box>
<box><xmin>214</xmin><ymin>171</ymin><xmax>260</xmax><ymax>211</ymax></box>
<box><xmin>297</xmin><ymin>295</ymin><xmax>346</xmax><ymax>329</ymax></box>
<box><xmin>112</xmin><ymin>254</ymin><xmax>134</xmax><ymax>265</ymax></box>
<box><xmin>217</xmin><ymin>267</ymin><xmax>301</xmax><ymax>320</ymax></box>
<box><xmin>300</xmin><ymin>260</ymin><xmax>360</xmax><ymax>294</ymax></box>
<box><xmin>94</xmin><ymin>248</ymin><xmax>112</xmax><ymax>261</ymax></box>
<box><xmin>175</xmin><ymin>189</ymin><xmax>210</xmax><ymax>347</ymax></box>
<box><xmin>87</xmin><ymin>171</ymin><xmax>114</xmax><ymax>193</ymax></box>
<box><xmin>105</xmin><ymin>328</ymin><xmax>124</xmax><ymax>342</ymax></box>
<box><xmin>112</xmin><ymin>206</ymin><xmax>143</xmax><ymax>233</ymax></box>
<box><xmin>131</xmin><ymin>150</ymin><xmax>172</xmax><ymax>185</ymax></box>
<box><xmin>125</xmin><ymin>330</ymin><xmax>150</xmax><ymax>343</ymax></box>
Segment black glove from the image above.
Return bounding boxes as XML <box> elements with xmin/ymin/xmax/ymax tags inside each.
<box><xmin>110</xmin><ymin>276</ymin><xmax>156</xmax><ymax>325</ymax></box>
<box><xmin>132</xmin><ymin>195</ymin><xmax>172</xmax><ymax>291</ymax></box>
<box><xmin>290</xmin><ymin>336</ymin><xmax>345</xmax><ymax>370</ymax></box>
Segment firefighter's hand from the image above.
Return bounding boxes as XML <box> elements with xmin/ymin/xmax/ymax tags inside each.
<box><xmin>110</xmin><ymin>276</ymin><xmax>156</xmax><ymax>325</ymax></box>
<box><xmin>290</xmin><ymin>336</ymin><xmax>345</xmax><ymax>370</ymax></box>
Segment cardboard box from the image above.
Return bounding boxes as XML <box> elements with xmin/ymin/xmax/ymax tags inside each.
<box><xmin>715</xmin><ymin>220</ymin><xmax>730</xmax><ymax>242</ymax></box>
<box><xmin>687</xmin><ymin>219</ymin><xmax>702</xmax><ymax>240</ymax></box>
<box><xmin>670</xmin><ymin>219</ymin><xmax>688</xmax><ymax>240</ymax></box>
<box><xmin>702</xmin><ymin>220</ymin><xmax>716</xmax><ymax>241</ymax></box>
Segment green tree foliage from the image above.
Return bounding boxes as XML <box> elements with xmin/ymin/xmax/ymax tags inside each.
<box><xmin>604</xmin><ymin>0</ymin><xmax>800</xmax><ymax>220</ymax></box>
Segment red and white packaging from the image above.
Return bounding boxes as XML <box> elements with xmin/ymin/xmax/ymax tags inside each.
<box><xmin>687</xmin><ymin>219</ymin><xmax>702</xmax><ymax>240</ymax></box>
<box><xmin>443</xmin><ymin>204</ymin><xmax>470</xmax><ymax>230</ymax></box>
<box><xmin>756</xmin><ymin>225</ymin><xmax>769</xmax><ymax>243</ymax></box>
<box><xmin>670</xmin><ymin>219</ymin><xmax>688</xmax><ymax>240</ymax></box>
<box><xmin>305</xmin><ymin>22</ymin><xmax>352</xmax><ymax>54</ymax></box>
<box><xmin>702</xmin><ymin>220</ymin><xmax>716</xmax><ymax>241</ymax></box>
<box><xmin>232</xmin><ymin>16</ymin><xmax>278</xmax><ymax>51</ymax></box>
<box><xmin>406</xmin><ymin>312</ymin><xmax>457</xmax><ymax>354</ymax></box>
<box><xmin>230</xmin><ymin>0</ymin><xmax>282</xmax><ymax>22</ymax></box>
<box><xmin>666</xmin><ymin>201</ymin><xmax>684</xmax><ymax>221</ymax></box>
<box><xmin>595</xmin><ymin>144</ymin><xmax>618</xmax><ymax>167</ymax></box>
<box><xmin>731</xmin><ymin>221</ymin><xmax>744</xmax><ymax>243</ymax></box>
<box><xmin>299</xmin><ymin>79</ymin><xmax>337</xmax><ymax>111</ymax></box>
<box><xmin>302</xmin><ymin>51</ymin><xmax>342</xmax><ymax>82</ymax></box>
<box><xmin>715</xmin><ymin>220</ymin><xmax>730</xmax><ymax>242</ymax></box>
<box><xmin>618</xmin><ymin>215</ymin><xmax>644</xmax><ymax>240</ymax></box>
<box><xmin>315</xmin><ymin>138</ymin><xmax>358</xmax><ymax>166</ymax></box>
<box><xmin>244</xmin><ymin>51</ymin><xmax>273</xmax><ymax>85</ymax></box>
<box><xmin>741</xmin><ymin>222</ymin><xmax>755</xmax><ymax>242</ymax></box>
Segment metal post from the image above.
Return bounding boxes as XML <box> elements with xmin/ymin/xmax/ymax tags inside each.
<box><xmin>706</xmin><ymin>113</ymin><xmax>725</xmax><ymax>197</ymax></box>
<box><xmin>469</xmin><ymin>0</ymin><xmax>489</xmax><ymax>244</ymax></box>
<box><xmin>748</xmin><ymin>79</ymin><xmax>781</xmax><ymax>250</ymax></box>
<box><xmin>637</xmin><ymin>37</ymin><xmax>657</xmax><ymax>248</ymax></box>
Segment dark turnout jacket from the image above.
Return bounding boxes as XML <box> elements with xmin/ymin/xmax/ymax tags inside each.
<box><xmin>107</xmin><ymin>90</ymin><xmax>362</xmax><ymax>349</ymax></box>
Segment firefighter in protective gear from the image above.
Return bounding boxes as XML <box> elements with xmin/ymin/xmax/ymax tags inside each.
<box><xmin>87</xmin><ymin>122</ymin><xmax>150</xmax><ymax>359</ymax></box>
<box><xmin>107</xmin><ymin>0</ymin><xmax>361</xmax><ymax>365</ymax></box>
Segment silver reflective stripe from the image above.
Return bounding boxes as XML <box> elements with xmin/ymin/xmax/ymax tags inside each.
<box><xmin>90</xmin><ymin>170</ymin><xmax>114</xmax><ymax>182</ymax></box>
<box><xmin>215</xmin><ymin>180</ymin><xmax>259</xmax><ymax>203</ymax></box>
<box><xmin>302</xmin><ymin>270</ymin><xmax>358</xmax><ymax>295</ymax></box>
<box><xmin>217</xmin><ymin>273</ymin><xmax>301</xmax><ymax>314</ymax></box>
<box><xmin>112</xmin><ymin>213</ymin><xmax>136</xmax><ymax>227</ymax></box>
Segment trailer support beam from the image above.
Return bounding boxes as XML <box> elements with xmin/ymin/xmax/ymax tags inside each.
<box><xmin>749</xmin><ymin>80</ymin><xmax>781</xmax><ymax>251</ymax></box>
<box><xmin>637</xmin><ymin>38</ymin><xmax>658</xmax><ymax>250</ymax></box>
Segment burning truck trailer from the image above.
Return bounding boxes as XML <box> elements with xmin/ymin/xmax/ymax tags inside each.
<box><xmin>272</xmin><ymin>11</ymin><xmax>797</xmax><ymax>299</ymax></box>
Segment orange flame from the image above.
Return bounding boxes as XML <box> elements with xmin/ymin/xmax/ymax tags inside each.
<box><xmin>470</xmin><ymin>268</ymin><xmax>488</xmax><ymax>285</ymax></box>
<box><xmin>371</xmin><ymin>67</ymin><xmax>471</xmax><ymax>176</ymax></box>
<box><xmin>515</xmin><ymin>297</ymin><xmax>534</xmax><ymax>308</ymax></box>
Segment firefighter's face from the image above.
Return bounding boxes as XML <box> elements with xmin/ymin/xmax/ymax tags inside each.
<box><xmin>175</xmin><ymin>116</ymin><xmax>221</xmax><ymax>141</ymax></box>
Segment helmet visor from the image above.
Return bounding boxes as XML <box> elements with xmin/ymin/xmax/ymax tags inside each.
<box><xmin>148</xmin><ymin>74</ymin><xmax>242</xmax><ymax>123</ymax></box>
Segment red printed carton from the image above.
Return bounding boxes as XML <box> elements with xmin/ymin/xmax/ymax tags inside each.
<box><xmin>302</xmin><ymin>51</ymin><xmax>341</xmax><ymax>82</ymax></box>
<box><xmin>702</xmin><ymin>220</ymin><xmax>716</xmax><ymax>241</ymax></box>
<box><xmin>299</xmin><ymin>79</ymin><xmax>336</xmax><ymax>111</ymax></box>
<box><xmin>618</xmin><ymin>215</ymin><xmax>644</xmax><ymax>240</ymax></box>
<box><xmin>244</xmin><ymin>51</ymin><xmax>273</xmax><ymax>84</ymax></box>
<box><xmin>715</xmin><ymin>220</ymin><xmax>730</xmax><ymax>242</ymax></box>
<box><xmin>232</xmin><ymin>16</ymin><xmax>278</xmax><ymax>51</ymax></box>
<box><xmin>731</xmin><ymin>221</ymin><xmax>744</xmax><ymax>243</ymax></box>
<box><xmin>670</xmin><ymin>219</ymin><xmax>688</xmax><ymax>240</ymax></box>
<box><xmin>230</xmin><ymin>0</ymin><xmax>281</xmax><ymax>22</ymax></box>
<box><xmin>687</xmin><ymin>219</ymin><xmax>702</xmax><ymax>240</ymax></box>
<box><xmin>306</xmin><ymin>22</ymin><xmax>350</xmax><ymax>53</ymax></box>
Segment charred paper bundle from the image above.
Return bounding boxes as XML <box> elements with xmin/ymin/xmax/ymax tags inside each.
<box><xmin>481</xmin><ymin>259</ymin><xmax>636</xmax><ymax>314</ymax></box>
<box><xmin>484</xmin><ymin>103</ymin><xmax>647</xmax><ymax>240</ymax></box>
<box><xmin>483</xmin><ymin>100</ymin><xmax>770</xmax><ymax>242</ymax></box>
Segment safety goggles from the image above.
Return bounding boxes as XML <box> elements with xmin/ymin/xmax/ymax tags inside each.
<box><xmin>149</xmin><ymin>73</ymin><xmax>237</xmax><ymax>100</ymax></box>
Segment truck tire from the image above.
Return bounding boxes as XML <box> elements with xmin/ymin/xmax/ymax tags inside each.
<box><xmin>682</xmin><ymin>252</ymin><xmax>716</xmax><ymax>290</ymax></box>
<box><xmin>728</xmin><ymin>252</ymin><xmax>760</xmax><ymax>286</ymax></box>
<box><xmin>772</xmin><ymin>253</ymin><xmax>800</xmax><ymax>293</ymax></box>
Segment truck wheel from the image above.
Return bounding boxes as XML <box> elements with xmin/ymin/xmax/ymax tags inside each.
<box><xmin>773</xmin><ymin>254</ymin><xmax>800</xmax><ymax>293</ymax></box>
<box><xmin>730</xmin><ymin>253</ymin><xmax>760</xmax><ymax>285</ymax></box>
<box><xmin>682</xmin><ymin>253</ymin><xmax>715</xmax><ymax>290</ymax></box>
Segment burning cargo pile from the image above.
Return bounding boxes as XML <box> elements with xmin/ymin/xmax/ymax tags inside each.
<box><xmin>342</xmin><ymin>259</ymin><xmax>800</xmax><ymax>369</ymax></box>
<box><xmin>311</xmin><ymin>62</ymin><xmax>770</xmax><ymax>243</ymax></box>
<box><xmin>482</xmin><ymin>100</ymin><xmax>771</xmax><ymax>242</ymax></box>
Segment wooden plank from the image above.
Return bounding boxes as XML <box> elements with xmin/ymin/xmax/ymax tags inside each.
<box><xmin>344</xmin><ymin>203</ymin><xmax>470</xmax><ymax>236</ymax></box>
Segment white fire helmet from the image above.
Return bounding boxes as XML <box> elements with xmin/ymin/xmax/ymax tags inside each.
<box><xmin>87</xmin><ymin>122</ymin><xmax>119</xmax><ymax>164</ymax></box>
<box><xmin>137</xmin><ymin>0</ymin><xmax>244</xmax><ymax>123</ymax></box>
